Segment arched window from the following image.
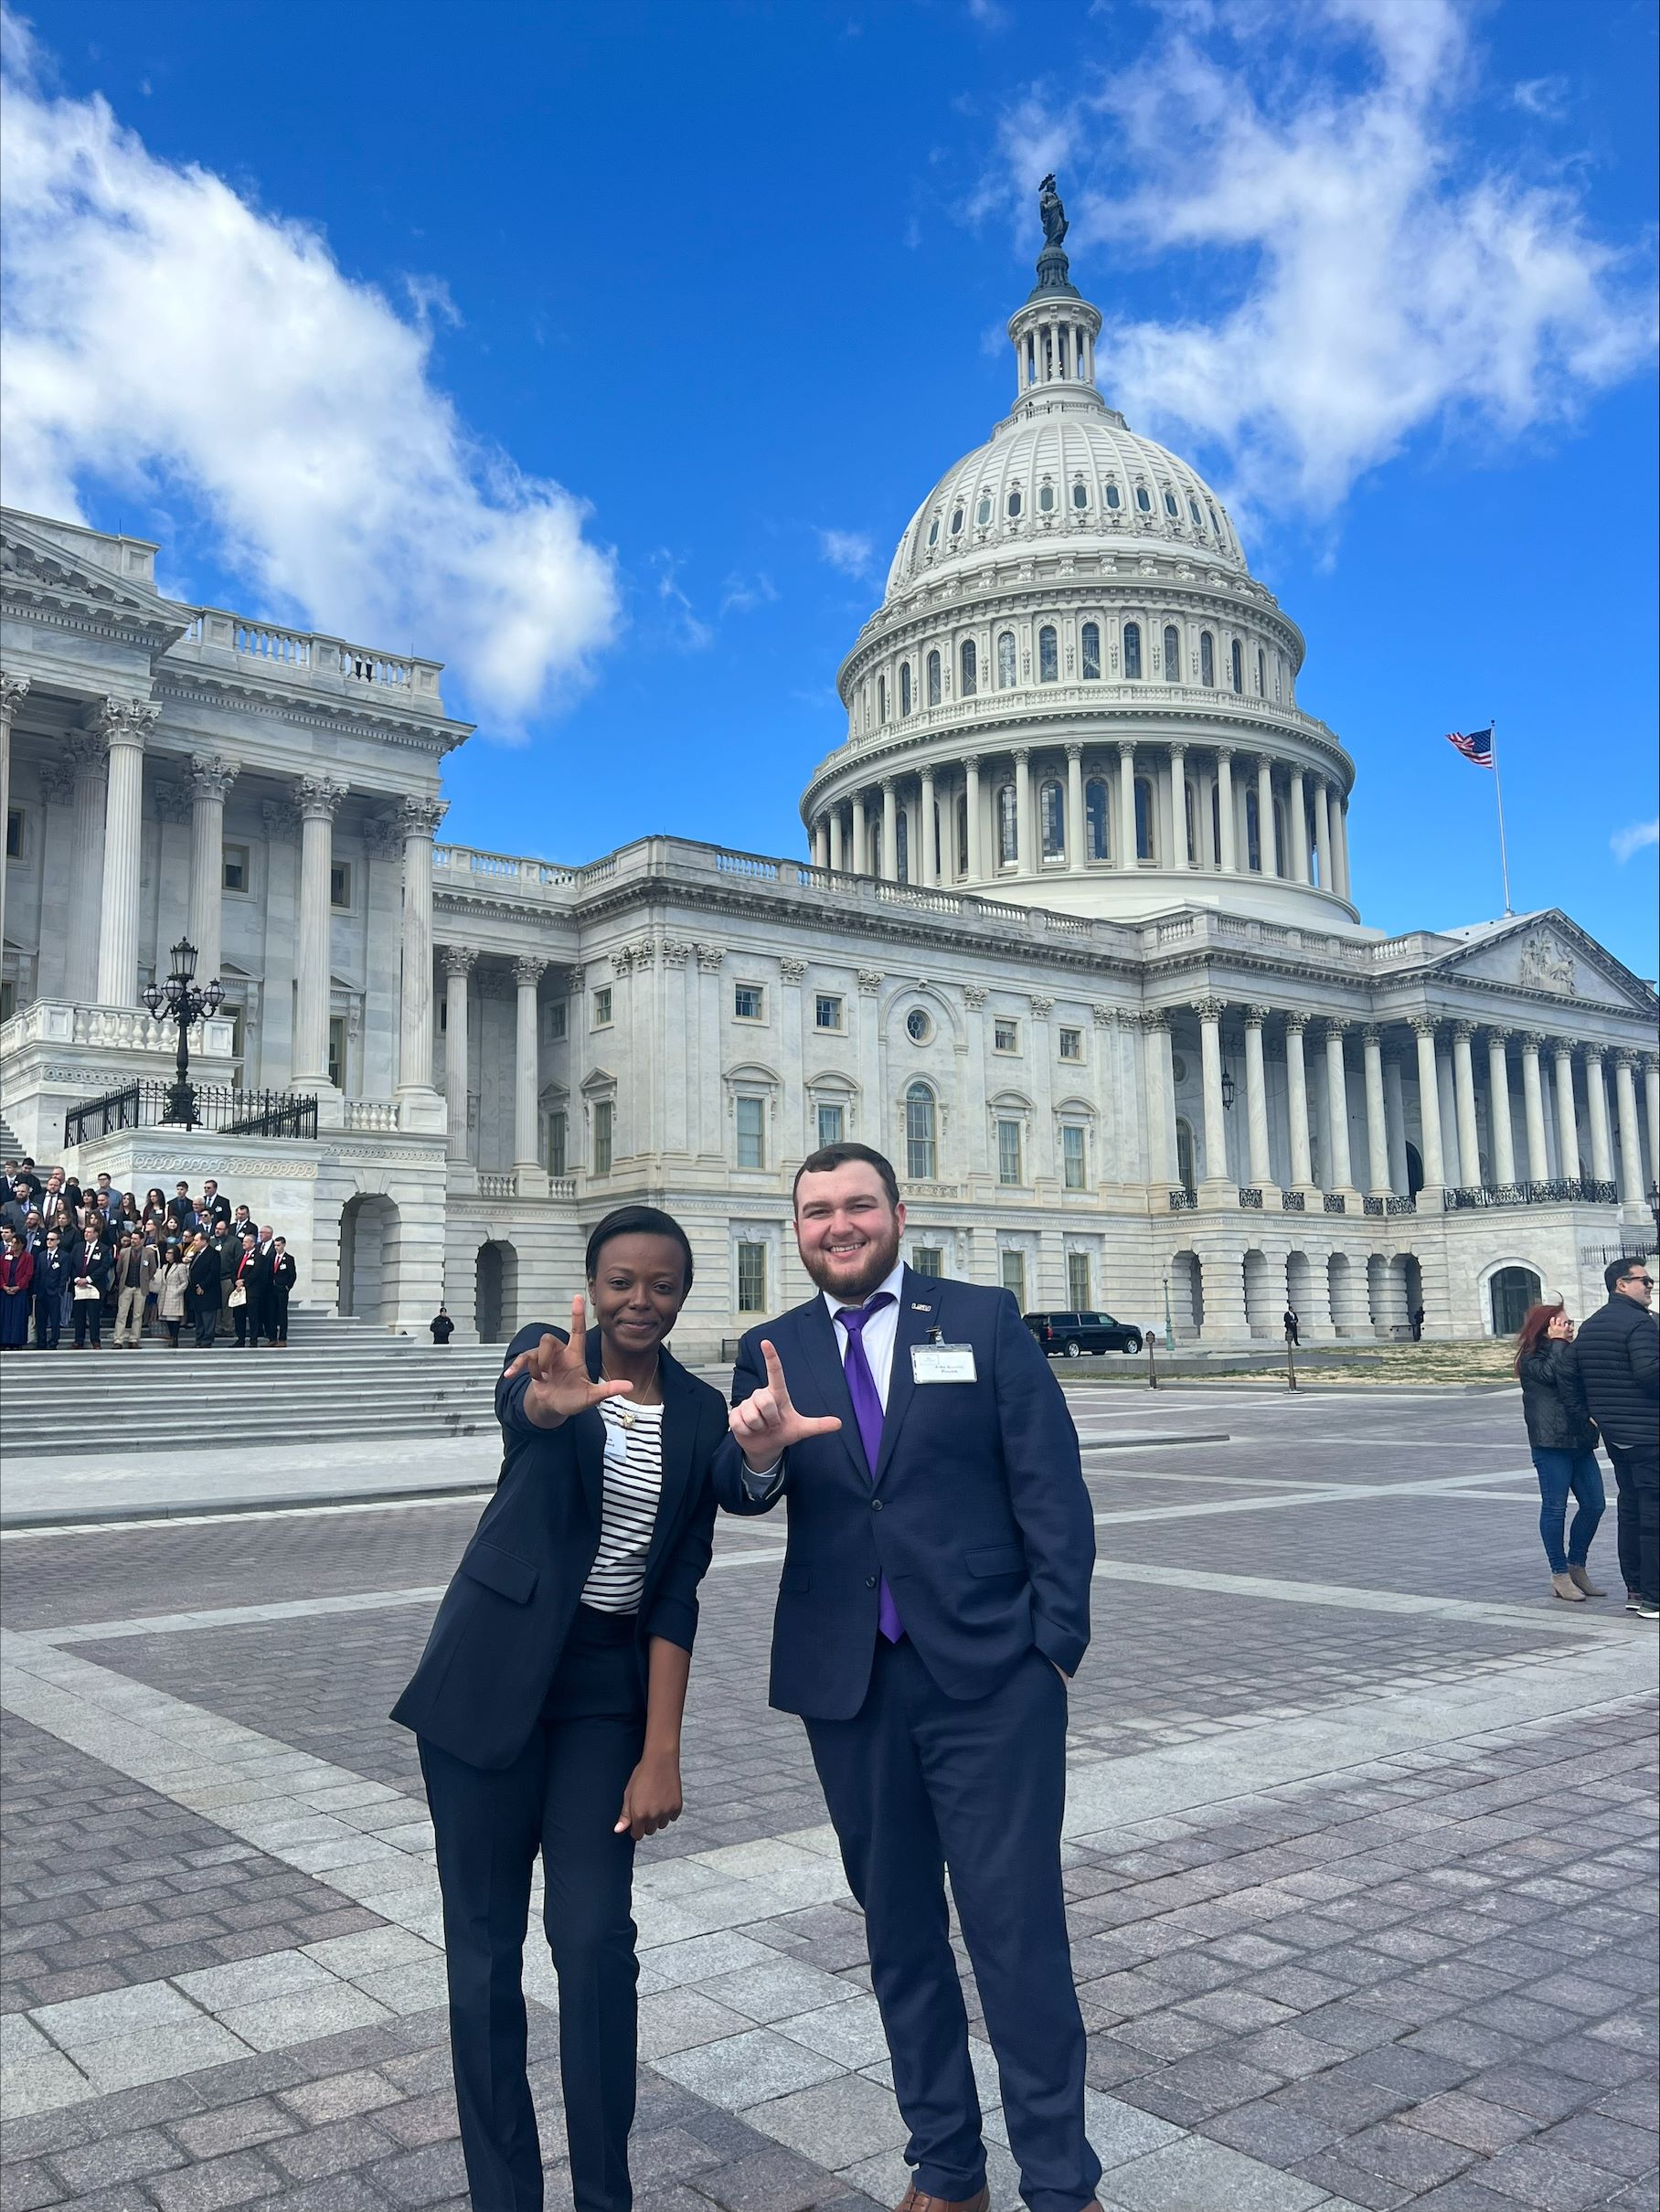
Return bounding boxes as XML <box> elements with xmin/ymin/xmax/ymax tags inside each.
<box><xmin>955</xmin><ymin>793</ymin><xmax>969</xmax><ymax>874</ymax></box>
<box><xmin>1006</xmin><ymin>488</ymin><xmax>1023</xmax><ymax>518</ymax></box>
<box><xmin>1072</xmin><ymin>480</ymin><xmax>1088</xmax><ymax>510</ymax></box>
<box><xmin>1245</xmin><ymin>788</ymin><xmax>1261</xmax><ymax>872</ymax></box>
<box><xmin>1208</xmin><ymin>502</ymin><xmax>1221</xmax><ymax>536</ymax></box>
<box><xmin>896</xmin><ymin>808</ymin><xmax>910</xmax><ymax>885</ymax></box>
<box><xmin>976</xmin><ymin>494</ymin><xmax>992</xmax><ymax>525</ymax></box>
<box><xmin>1038</xmin><ymin>625</ymin><xmax>1059</xmax><ymax>683</ymax></box>
<box><xmin>960</xmin><ymin>638</ymin><xmax>977</xmax><ymax>697</ymax></box>
<box><xmin>1038</xmin><ymin>483</ymin><xmax>1055</xmax><ymax>513</ymax></box>
<box><xmin>1123</xmin><ymin>622</ymin><xmax>1143</xmax><ymax>679</ymax></box>
<box><xmin>1163</xmin><ymin>624</ymin><xmax>1182</xmax><ymax>685</ymax></box>
<box><xmin>878</xmin><ymin>673</ymin><xmax>888</xmax><ymax>723</ymax></box>
<box><xmin>1188</xmin><ymin>497</ymin><xmax>1202</xmax><ymax>525</ymax></box>
<box><xmin>927</xmin><ymin>649</ymin><xmax>942</xmax><ymax>707</ymax></box>
<box><xmin>1105</xmin><ymin>481</ymin><xmax>1122</xmax><ymax>510</ymax></box>
<box><xmin>1230</xmin><ymin>639</ymin><xmax>1243</xmax><ymax>694</ymax></box>
<box><xmin>1199</xmin><ymin>632</ymin><xmax>1215</xmax><ymax>686</ymax></box>
<box><xmin>950</xmin><ymin>505</ymin><xmax>963</xmax><ymax>535</ymax></box>
<box><xmin>1040</xmin><ymin>779</ymin><xmax>1064</xmax><ymax>858</ymax></box>
<box><xmin>906</xmin><ymin>1083</ymin><xmax>938</xmax><ymax>1180</ymax></box>
<box><xmin>927</xmin><ymin>516</ymin><xmax>940</xmax><ymax>548</ymax></box>
<box><xmin>1164</xmin><ymin>490</ymin><xmax>1179</xmax><ymax>517</ymax></box>
<box><xmin>1256</xmin><ymin>646</ymin><xmax>1266</xmax><ymax>696</ymax></box>
<box><xmin>1080</xmin><ymin>622</ymin><xmax>1101</xmax><ymax>680</ymax></box>
<box><xmin>899</xmin><ymin>661</ymin><xmax>912</xmax><ymax>718</ymax></box>
<box><xmin>1135</xmin><ymin>484</ymin><xmax>1152</xmax><ymax>513</ymax></box>
<box><xmin>1086</xmin><ymin>778</ymin><xmax>1109</xmax><ymax>861</ymax></box>
<box><xmin>997</xmin><ymin>784</ymin><xmax>1018</xmax><ymax>866</ymax></box>
<box><xmin>996</xmin><ymin>631</ymin><xmax>1016</xmax><ymax>689</ymax></box>
<box><xmin>1134</xmin><ymin>776</ymin><xmax>1155</xmax><ymax>861</ymax></box>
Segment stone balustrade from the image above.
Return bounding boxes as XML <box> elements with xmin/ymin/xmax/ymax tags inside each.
<box><xmin>167</xmin><ymin>609</ymin><xmax>448</xmax><ymax>713</ymax></box>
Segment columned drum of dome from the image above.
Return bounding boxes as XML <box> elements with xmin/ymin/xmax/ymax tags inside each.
<box><xmin>803</xmin><ymin>189</ymin><xmax>1357</xmax><ymax>929</ymax></box>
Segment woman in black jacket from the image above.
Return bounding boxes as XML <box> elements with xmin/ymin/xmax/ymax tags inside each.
<box><xmin>393</xmin><ymin>1206</ymin><xmax>724</xmax><ymax>2212</ymax></box>
<box><xmin>1515</xmin><ymin>1301</ymin><xmax>1605</xmax><ymax>1603</ymax></box>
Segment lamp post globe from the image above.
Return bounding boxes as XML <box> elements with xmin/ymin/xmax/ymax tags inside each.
<box><xmin>145</xmin><ymin>935</ymin><xmax>223</xmax><ymax>1129</ymax></box>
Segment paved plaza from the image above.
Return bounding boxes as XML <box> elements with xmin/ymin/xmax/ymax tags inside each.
<box><xmin>2</xmin><ymin>1382</ymin><xmax>1655</xmax><ymax>2212</ymax></box>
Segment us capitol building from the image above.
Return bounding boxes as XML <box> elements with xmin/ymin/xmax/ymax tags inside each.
<box><xmin>3</xmin><ymin>198</ymin><xmax>1656</xmax><ymax>1356</ymax></box>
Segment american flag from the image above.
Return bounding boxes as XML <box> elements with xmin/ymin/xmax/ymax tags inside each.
<box><xmin>1446</xmin><ymin>725</ymin><xmax>1494</xmax><ymax>768</ymax></box>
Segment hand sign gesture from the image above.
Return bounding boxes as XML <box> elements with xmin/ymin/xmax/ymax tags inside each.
<box><xmin>729</xmin><ymin>1339</ymin><xmax>841</xmax><ymax>1471</ymax></box>
<box><xmin>502</xmin><ymin>1297</ymin><xmax>634</xmax><ymax>1430</ymax></box>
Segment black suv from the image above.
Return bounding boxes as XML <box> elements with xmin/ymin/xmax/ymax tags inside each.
<box><xmin>1024</xmin><ymin>1310</ymin><xmax>1144</xmax><ymax>1359</ymax></box>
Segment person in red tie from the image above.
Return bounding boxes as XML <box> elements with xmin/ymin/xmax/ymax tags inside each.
<box><xmin>229</xmin><ymin>1230</ymin><xmax>260</xmax><ymax>1347</ymax></box>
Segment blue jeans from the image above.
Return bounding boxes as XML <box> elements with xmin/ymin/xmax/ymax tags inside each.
<box><xmin>1531</xmin><ymin>1448</ymin><xmax>1605</xmax><ymax>1574</ymax></box>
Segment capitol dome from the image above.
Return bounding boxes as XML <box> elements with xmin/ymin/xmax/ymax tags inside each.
<box><xmin>800</xmin><ymin>186</ymin><xmax>1359</xmax><ymax>930</ymax></box>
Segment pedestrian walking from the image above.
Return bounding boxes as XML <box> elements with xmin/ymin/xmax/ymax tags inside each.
<box><xmin>1574</xmin><ymin>1258</ymin><xmax>1659</xmax><ymax>1619</ymax></box>
<box><xmin>1514</xmin><ymin>1302</ymin><xmax>1605</xmax><ymax>1603</ymax></box>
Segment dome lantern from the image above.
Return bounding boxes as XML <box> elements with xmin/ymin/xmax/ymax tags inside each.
<box><xmin>1006</xmin><ymin>175</ymin><xmax>1104</xmax><ymax>415</ymax></box>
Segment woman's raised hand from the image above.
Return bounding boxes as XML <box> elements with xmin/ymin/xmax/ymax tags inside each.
<box><xmin>502</xmin><ymin>1296</ymin><xmax>634</xmax><ymax>1430</ymax></box>
<box><xmin>729</xmin><ymin>1339</ymin><xmax>841</xmax><ymax>1470</ymax></box>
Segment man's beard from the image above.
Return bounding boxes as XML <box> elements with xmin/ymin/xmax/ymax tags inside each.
<box><xmin>797</xmin><ymin>1218</ymin><xmax>904</xmax><ymax>1303</ymax></box>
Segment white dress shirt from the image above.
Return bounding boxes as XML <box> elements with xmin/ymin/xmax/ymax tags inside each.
<box><xmin>743</xmin><ymin>1258</ymin><xmax>907</xmax><ymax>1491</ymax></box>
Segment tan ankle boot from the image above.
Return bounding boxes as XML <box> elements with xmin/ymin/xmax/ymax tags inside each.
<box><xmin>1569</xmin><ymin>1564</ymin><xmax>1605</xmax><ymax>1597</ymax></box>
<box><xmin>1550</xmin><ymin>1571</ymin><xmax>1586</xmax><ymax>1602</ymax></box>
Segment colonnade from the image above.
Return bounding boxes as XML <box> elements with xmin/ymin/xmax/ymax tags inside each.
<box><xmin>435</xmin><ymin>945</ymin><xmax>562</xmax><ymax>1194</ymax></box>
<box><xmin>809</xmin><ymin>742</ymin><xmax>1352</xmax><ymax>899</ymax></box>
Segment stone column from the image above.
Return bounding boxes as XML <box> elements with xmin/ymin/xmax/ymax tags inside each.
<box><xmin>64</xmin><ymin>733</ymin><xmax>109</xmax><ymax>1003</ymax></box>
<box><xmin>918</xmin><ymin>769</ymin><xmax>937</xmax><ymax>888</ymax></box>
<box><xmin>1287</xmin><ymin>768</ymin><xmax>1310</xmax><ymax>884</ymax></box>
<box><xmin>396</xmin><ymin>797</ymin><xmax>446</xmax><ymax>1114</ymax></box>
<box><xmin>1243</xmin><ymin>1007</ymin><xmax>1273</xmax><ymax>1188</ymax></box>
<box><xmin>1554</xmin><ymin>1044</ymin><xmax>1580</xmax><ymax>1183</ymax></box>
<box><xmin>1216</xmin><ymin>750</ymin><xmax>1237</xmax><ymax>871</ymax></box>
<box><xmin>1437</xmin><ymin>1037</ymin><xmax>1462</xmax><ymax>1186</ymax></box>
<box><xmin>1411</xmin><ymin>1018</ymin><xmax>1446</xmax><ymax>1190</ymax></box>
<box><xmin>812</xmin><ymin>818</ymin><xmax>829</xmax><ymax>869</ymax></box>
<box><xmin>1284</xmin><ymin>1013</ymin><xmax>1314</xmax><ymax>1191</ymax></box>
<box><xmin>1362</xmin><ymin>1026</ymin><xmax>1390</xmax><ymax>1196</ymax></box>
<box><xmin>1584</xmin><ymin>1049</ymin><xmax>1613</xmax><ymax>1187</ymax></box>
<box><xmin>1485</xmin><ymin>1029</ymin><xmax>1516</xmax><ymax>1187</ymax></box>
<box><xmin>851</xmin><ymin>792</ymin><xmax>869</xmax><ymax>876</ymax></box>
<box><xmin>1519</xmin><ymin>1034</ymin><xmax>1548</xmax><ymax>1185</ymax></box>
<box><xmin>829</xmin><ymin>808</ymin><xmax>846</xmax><ymax>872</ymax></box>
<box><xmin>1646</xmin><ymin>1056</ymin><xmax>1660</xmax><ymax>1193</ymax></box>
<box><xmin>1452</xmin><ymin>1022</ymin><xmax>1481</xmax><ymax>1188</ymax></box>
<box><xmin>1143</xmin><ymin>1013</ymin><xmax>1174</xmax><ymax>1186</ymax></box>
<box><xmin>0</xmin><ymin>674</ymin><xmax>27</xmax><ymax>965</ymax></box>
<box><xmin>293</xmin><ymin>775</ymin><xmax>347</xmax><ymax>1088</ymax></box>
<box><xmin>1169</xmin><ymin>745</ymin><xmax>1188</xmax><ymax>867</ymax></box>
<box><xmin>880</xmin><ymin>779</ymin><xmax>898</xmax><ymax>883</ymax></box>
<box><xmin>442</xmin><ymin>945</ymin><xmax>476</xmax><ymax>1162</ymax></box>
<box><xmin>93</xmin><ymin>697</ymin><xmax>159</xmax><ymax>1005</ymax></box>
<box><xmin>185</xmin><ymin>754</ymin><xmax>238</xmax><ymax>986</ymax></box>
<box><xmin>1014</xmin><ymin>750</ymin><xmax>1033</xmax><ymax>873</ymax></box>
<box><xmin>1065</xmin><ymin>745</ymin><xmax>1084</xmax><ymax>873</ymax></box>
<box><xmin>1118</xmin><ymin>744</ymin><xmax>1138</xmax><ymax>868</ymax></box>
<box><xmin>513</xmin><ymin>955</ymin><xmax>547</xmax><ymax>1188</ymax></box>
<box><xmin>1324</xmin><ymin>1021</ymin><xmax>1357</xmax><ymax>1194</ymax></box>
<box><xmin>1312</xmin><ymin>779</ymin><xmax>1333</xmax><ymax>891</ymax></box>
<box><xmin>1613</xmin><ymin>1052</ymin><xmax>1644</xmax><ymax>1205</ymax></box>
<box><xmin>963</xmin><ymin>757</ymin><xmax>983</xmax><ymax>882</ymax></box>
<box><xmin>1256</xmin><ymin>757</ymin><xmax>1277</xmax><ymax>876</ymax></box>
<box><xmin>1334</xmin><ymin>796</ymin><xmax>1353</xmax><ymax>901</ymax></box>
<box><xmin>1195</xmin><ymin>998</ymin><xmax>1229</xmax><ymax>1193</ymax></box>
<box><xmin>1384</xmin><ymin>1050</ymin><xmax>1409</xmax><ymax>1194</ymax></box>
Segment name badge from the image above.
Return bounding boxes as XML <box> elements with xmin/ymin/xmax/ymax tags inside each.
<box><xmin>911</xmin><ymin>1343</ymin><xmax>976</xmax><ymax>1384</ymax></box>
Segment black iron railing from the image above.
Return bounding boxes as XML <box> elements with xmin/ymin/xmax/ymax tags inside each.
<box><xmin>1168</xmin><ymin>1187</ymin><xmax>1197</xmax><ymax>1211</ymax></box>
<box><xmin>1443</xmin><ymin>1178</ymin><xmax>1617</xmax><ymax>1211</ymax></box>
<box><xmin>1364</xmin><ymin>1194</ymin><xmax>1420</xmax><ymax>1217</ymax></box>
<box><xmin>1238</xmin><ymin>1186</ymin><xmax>1263</xmax><ymax>1209</ymax></box>
<box><xmin>1281</xmin><ymin>1188</ymin><xmax>1306</xmax><ymax>1212</ymax></box>
<box><xmin>1324</xmin><ymin>1192</ymin><xmax>1347</xmax><ymax>1214</ymax></box>
<box><xmin>66</xmin><ymin>1080</ymin><xmax>319</xmax><ymax>1149</ymax></box>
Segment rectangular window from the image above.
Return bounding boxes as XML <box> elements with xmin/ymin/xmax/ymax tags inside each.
<box><xmin>911</xmin><ymin>1246</ymin><xmax>944</xmax><ymax>1278</ymax></box>
<box><xmin>548</xmin><ymin>1001</ymin><xmax>568</xmax><ymax>1041</ymax></box>
<box><xmin>547</xmin><ymin>1111</ymin><xmax>568</xmax><ymax>1176</ymax></box>
<box><xmin>994</xmin><ymin>1017</ymin><xmax>1020</xmax><ymax>1054</ymax></box>
<box><xmin>814</xmin><ymin>993</ymin><xmax>844</xmax><ymax>1031</ymax></box>
<box><xmin>815</xmin><ymin>1101</ymin><xmax>845</xmax><ymax>1149</ymax></box>
<box><xmin>0</xmin><ymin>979</ymin><xmax>14</xmax><ymax>1025</ymax></box>
<box><xmin>592</xmin><ymin>986</ymin><xmax>613</xmax><ymax>1027</ymax></box>
<box><xmin>221</xmin><ymin>843</ymin><xmax>250</xmax><ymax>894</ymax></box>
<box><xmin>1059</xmin><ymin>1026</ymin><xmax>1082</xmax><ymax>1062</ymax></box>
<box><xmin>734</xmin><ymin>984</ymin><xmax>765</xmax><ymax>1021</ymax></box>
<box><xmin>735</xmin><ymin>1095</ymin><xmax>766</xmax><ymax>1169</ymax></box>
<box><xmin>1067</xmin><ymin>1251</ymin><xmax>1092</xmax><ymax>1309</ymax></box>
<box><xmin>327</xmin><ymin>1015</ymin><xmax>346</xmax><ymax>1090</ymax></box>
<box><xmin>1062</xmin><ymin>1123</ymin><xmax>1087</xmax><ymax>1191</ymax></box>
<box><xmin>736</xmin><ymin>1241</ymin><xmax>768</xmax><ymax>1313</ymax></box>
<box><xmin>1000</xmin><ymin>1250</ymin><xmax>1027</xmax><ymax>1305</ymax></box>
<box><xmin>592</xmin><ymin>1099</ymin><xmax>613</xmax><ymax>1175</ymax></box>
<box><xmin>329</xmin><ymin>860</ymin><xmax>352</xmax><ymax>910</ymax></box>
<box><xmin>4</xmin><ymin>808</ymin><xmax>21</xmax><ymax>862</ymax></box>
<box><xmin>996</xmin><ymin>1119</ymin><xmax>1023</xmax><ymax>1186</ymax></box>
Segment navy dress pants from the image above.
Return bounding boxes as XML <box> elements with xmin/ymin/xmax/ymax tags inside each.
<box><xmin>420</xmin><ymin>1608</ymin><xmax>645</xmax><ymax>2212</ymax></box>
<box><xmin>805</xmin><ymin>1640</ymin><xmax>1101</xmax><ymax>2212</ymax></box>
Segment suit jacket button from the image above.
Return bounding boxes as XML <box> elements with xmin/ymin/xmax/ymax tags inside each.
<box><xmin>865</xmin><ymin>1576</ymin><xmax>877</xmax><ymax>1588</ymax></box>
<box><xmin>871</xmin><ymin>1498</ymin><xmax>883</xmax><ymax>1511</ymax></box>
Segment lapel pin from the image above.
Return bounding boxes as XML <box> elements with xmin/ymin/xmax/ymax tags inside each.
<box><xmin>910</xmin><ymin>1301</ymin><xmax>931</xmax><ymax>1311</ymax></box>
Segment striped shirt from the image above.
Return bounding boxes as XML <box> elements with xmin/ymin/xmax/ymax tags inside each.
<box><xmin>580</xmin><ymin>1399</ymin><xmax>665</xmax><ymax>1614</ymax></box>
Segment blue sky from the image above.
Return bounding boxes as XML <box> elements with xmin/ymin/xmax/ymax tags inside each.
<box><xmin>4</xmin><ymin>0</ymin><xmax>1656</xmax><ymax>974</ymax></box>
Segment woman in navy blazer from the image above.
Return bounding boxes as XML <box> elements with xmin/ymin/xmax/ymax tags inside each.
<box><xmin>393</xmin><ymin>1207</ymin><xmax>724</xmax><ymax>2212</ymax></box>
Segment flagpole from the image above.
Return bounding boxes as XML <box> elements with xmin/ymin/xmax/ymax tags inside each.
<box><xmin>1490</xmin><ymin>715</ymin><xmax>1514</xmax><ymax>916</ymax></box>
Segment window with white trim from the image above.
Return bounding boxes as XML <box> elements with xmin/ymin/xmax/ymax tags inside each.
<box><xmin>1000</xmin><ymin>1249</ymin><xmax>1027</xmax><ymax>1303</ymax></box>
<box><xmin>1067</xmin><ymin>1250</ymin><xmax>1091</xmax><ymax>1308</ymax></box>
<box><xmin>1061</xmin><ymin>1123</ymin><xmax>1087</xmax><ymax>1191</ymax></box>
<box><xmin>996</xmin><ymin>1119</ymin><xmax>1024</xmax><ymax>1186</ymax></box>
<box><xmin>735</xmin><ymin>1095</ymin><xmax>765</xmax><ymax>1169</ymax></box>
<box><xmin>736</xmin><ymin>1242</ymin><xmax>767</xmax><ymax>1312</ymax></box>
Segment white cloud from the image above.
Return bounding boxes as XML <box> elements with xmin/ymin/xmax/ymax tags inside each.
<box><xmin>0</xmin><ymin>16</ymin><xmax>618</xmax><ymax>727</ymax></box>
<box><xmin>973</xmin><ymin>0</ymin><xmax>1655</xmax><ymax>516</ymax></box>
<box><xmin>650</xmin><ymin>550</ymin><xmax>712</xmax><ymax>652</ymax></box>
<box><xmin>1612</xmin><ymin>819</ymin><xmax>1659</xmax><ymax>864</ymax></box>
<box><xmin>719</xmin><ymin>571</ymin><xmax>779</xmax><ymax>618</ymax></box>
<box><xmin>817</xmin><ymin>527</ymin><xmax>876</xmax><ymax>578</ymax></box>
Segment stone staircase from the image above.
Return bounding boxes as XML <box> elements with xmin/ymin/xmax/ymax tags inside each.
<box><xmin>0</xmin><ymin>1110</ymin><xmax>24</xmax><ymax>1164</ymax></box>
<box><xmin>0</xmin><ymin>1307</ymin><xmax>509</xmax><ymax>1456</ymax></box>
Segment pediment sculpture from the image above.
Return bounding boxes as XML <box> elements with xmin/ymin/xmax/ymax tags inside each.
<box><xmin>1517</xmin><ymin>929</ymin><xmax>1576</xmax><ymax>994</ymax></box>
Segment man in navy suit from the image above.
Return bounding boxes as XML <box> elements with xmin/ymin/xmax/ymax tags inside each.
<box><xmin>715</xmin><ymin>1143</ymin><xmax>1101</xmax><ymax>2212</ymax></box>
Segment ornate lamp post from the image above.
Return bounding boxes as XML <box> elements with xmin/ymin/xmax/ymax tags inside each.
<box><xmin>142</xmin><ymin>936</ymin><xmax>223</xmax><ymax>1127</ymax></box>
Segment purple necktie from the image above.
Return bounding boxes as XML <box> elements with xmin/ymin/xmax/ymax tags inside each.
<box><xmin>835</xmin><ymin>1294</ymin><xmax>904</xmax><ymax>1643</ymax></box>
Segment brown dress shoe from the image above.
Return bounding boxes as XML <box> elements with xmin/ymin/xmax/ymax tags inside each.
<box><xmin>895</xmin><ymin>2188</ymin><xmax>990</xmax><ymax>2212</ymax></box>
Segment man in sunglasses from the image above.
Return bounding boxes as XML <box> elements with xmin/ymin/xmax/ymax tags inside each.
<box><xmin>1573</xmin><ymin>1258</ymin><xmax>1658</xmax><ymax>1618</ymax></box>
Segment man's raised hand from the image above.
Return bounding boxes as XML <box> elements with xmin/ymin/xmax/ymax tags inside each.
<box><xmin>502</xmin><ymin>1296</ymin><xmax>633</xmax><ymax>1430</ymax></box>
<box><xmin>729</xmin><ymin>1339</ymin><xmax>841</xmax><ymax>1471</ymax></box>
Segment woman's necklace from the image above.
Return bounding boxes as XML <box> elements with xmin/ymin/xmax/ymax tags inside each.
<box><xmin>601</xmin><ymin>1355</ymin><xmax>661</xmax><ymax>1427</ymax></box>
